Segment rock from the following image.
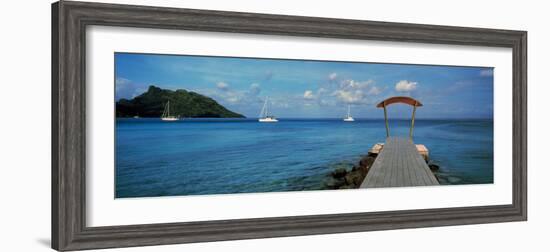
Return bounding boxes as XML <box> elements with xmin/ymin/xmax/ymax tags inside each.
<box><xmin>324</xmin><ymin>154</ymin><xmax>379</xmax><ymax>190</ymax></box>
<box><xmin>359</xmin><ymin>156</ymin><xmax>375</xmax><ymax>168</ymax></box>
<box><xmin>428</xmin><ymin>163</ymin><xmax>440</xmax><ymax>171</ymax></box>
<box><xmin>368</xmin><ymin>143</ymin><xmax>384</xmax><ymax>155</ymax></box>
<box><xmin>325</xmin><ymin>180</ymin><xmax>336</xmax><ymax>189</ymax></box>
<box><xmin>344</xmin><ymin>172</ymin><xmax>363</xmax><ymax>187</ymax></box>
<box><xmin>331</xmin><ymin>167</ymin><xmax>348</xmax><ymax>178</ymax></box>
<box><xmin>326</xmin><ymin>178</ymin><xmax>346</xmax><ymax>189</ymax></box>
<box><xmin>355</xmin><ymin>164</ymin><xmax>369</xmax><ymax>176</ymax></box>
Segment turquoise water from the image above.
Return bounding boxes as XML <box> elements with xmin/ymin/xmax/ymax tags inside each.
<box><xmin>115</xmin><ymin>118</ymin><xmax>493</xmax><ymax>198</ymax></box>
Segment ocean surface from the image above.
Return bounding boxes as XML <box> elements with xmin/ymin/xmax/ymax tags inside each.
<box><xmin>115</xmin><ymin>118</ymin><xmax>493</xmax><ymax>198</ymax></box>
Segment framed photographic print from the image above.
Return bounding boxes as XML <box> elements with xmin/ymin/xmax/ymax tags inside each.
<box><xmin>52</xmin><ymin>1</ymin><xmax>527</xmax><ymax>251</ymax></box>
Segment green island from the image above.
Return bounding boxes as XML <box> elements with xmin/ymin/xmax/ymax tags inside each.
<box><xmin>116</xmin><ymin>85</ymin><xmax>245</xmax><ymax>118</ymax></box>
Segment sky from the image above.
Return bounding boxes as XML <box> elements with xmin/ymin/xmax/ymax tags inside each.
<box><xmin>115</xmin><ymin>52</ymin><xmax>494</xmax><ymax>119</ymax></box>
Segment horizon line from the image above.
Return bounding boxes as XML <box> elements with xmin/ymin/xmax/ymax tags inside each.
<box><xmin>119</xmin><ymin>116</ymin><xmax>493</xmax><ymax>120</ymax></box>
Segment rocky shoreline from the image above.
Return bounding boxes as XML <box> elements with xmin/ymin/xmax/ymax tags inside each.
<box><xmin>325</xmin><ymin>148</ymin><xmax>441</xmax><ymax>189</ymax></box>
<box><xmin>325</xmin><ymin>153</ymin><xmax>378</xmax><ymax>189</ymax></box>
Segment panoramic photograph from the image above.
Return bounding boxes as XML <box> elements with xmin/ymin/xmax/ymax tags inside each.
<box><xmin>114</xmin><ymin>52</ymin><xmax>494</xmax><ymax>198</ymax></box>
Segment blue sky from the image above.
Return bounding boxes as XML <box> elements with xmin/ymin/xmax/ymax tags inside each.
<box><xmin>115</xmin><ymin>52</ymin><xmax>494</xmax><ymax>119</ymax></box>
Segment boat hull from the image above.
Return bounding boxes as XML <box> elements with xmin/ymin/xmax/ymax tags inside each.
<box><xmin>161</xmin><ymin>117</ymin><xmax>179</xmax><ymax>121</ymax></box>
<box><xmin>259</xmin><ymin>118</ymin><xmax>278</xmax><ymax>122</ymax></box>
<box><xmin>343</xmin><ymin>117</ymin><xmax>355</xmax><ymax>122</ymax></box>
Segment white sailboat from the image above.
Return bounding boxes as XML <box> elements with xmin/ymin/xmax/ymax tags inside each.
<box><xmin>161</xmin><ymin>101</ymin><xmax>179</xmax><ymax>121</ymax></box>
<box><xmin>343</xmin><ymin>105</ymin><xmax>355</xmax><ymax>122</ymax></box>
<box><xmin>258</xmin><ymin>97</ymin><xmax>278</xmax><ymax>123</ymax></box>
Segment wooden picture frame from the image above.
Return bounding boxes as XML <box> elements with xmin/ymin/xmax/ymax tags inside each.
<box><xmin>52</xmin><ymin>1</ymin><xmax>527</xmax><ymax>251</ymax></box>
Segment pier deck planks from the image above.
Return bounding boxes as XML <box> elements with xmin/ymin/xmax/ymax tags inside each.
<box><xmin>360</xmin><ymin>137</ymin><xmax>439</xmax><ymax>188</ymax></box>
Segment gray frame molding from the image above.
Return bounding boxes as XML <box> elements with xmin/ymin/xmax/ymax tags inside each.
<box><xmin>52</xmin><ymin>1</ymin><xmax>527</xmax><ymax>251</ymax></box>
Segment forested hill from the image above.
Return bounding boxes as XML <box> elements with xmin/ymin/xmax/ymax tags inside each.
<box><xmin>116</xmin><ymin>86</ymin><xmax>245</xmax><ymax>118</ymax></box>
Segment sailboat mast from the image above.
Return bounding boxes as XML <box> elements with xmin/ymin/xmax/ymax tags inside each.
<box><xmin>259</xmin><ymin>98</ymin><xmax>267</xmax><ymax>118</ymax></box>
<box><xmin>265</xmin><ymin>97</ymin><xmax>269</xmax><ymax>116</ymax></box>
<box><xmin>347</xmin><ymin>105</ymin><xmax>350</xmax><ymax>117</ymax></box>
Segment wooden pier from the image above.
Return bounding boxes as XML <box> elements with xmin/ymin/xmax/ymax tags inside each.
<box><xmin>360</xmin><ymin>137</ymin><xmax>439</xmax><ymax>188</ymax></box>
<box><xmin>359</xmin><ymin>96</ymin><xmax>439</xmax><ymax>188</ymax></box>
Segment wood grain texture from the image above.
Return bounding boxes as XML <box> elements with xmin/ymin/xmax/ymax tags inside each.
<box><xmin>361</xmin><ymin>137</ymin><xmax>439</xmax><ymax>188</ymax></box>
<box><xmin>51</xmin><ymin>1</ymin><xmax>527</xmax><ymax>251</ymax></box>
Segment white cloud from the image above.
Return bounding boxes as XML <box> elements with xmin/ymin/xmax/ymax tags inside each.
<box><xmin>320</xmin><ymin>78</ymin><xmax>381</xmax><ymax>105</ymax></box>
<box><xmin>332</xmin><ymin>90</ymin><xmax>365</xmax><ymax>104</ymax></box>
<box><xmin>115</xmin><ymin>77</ymin><xmax>130</xmax><ymax>86</ymax></box>
<box><xmin>216</xmin><ymin>81</ymin><xmax>229</xmax><ymax>91</ymax></box>
<box><xmin>249</xmin><ymin>83</ymin><xmax>261</xmax><ymax>95</ymax></box>
<box><xmin>317</xmin><ymin>99</ymin><xmax>334</xmax><ymax>106</ymax></box>
<box><xmin>339</xmin><ymin>79</ymin><xmax>374</xmax><ymax>90</ymax></box>
<box><xmin>303</xmin><ymin>90</ymin><xmax>315</xmax><ymax>100</ymax></box>
<box><xmin>209</xmin><ymin>83</ymin><xmax>263</xmax><ymax>105</ymax></box>
<box><xmin>328</xmin><ymin>72</ymin><xmax>338</xmax><ymax>81</ymax></box>
<box><xmin>395</xmin><ymin>80</ymin><xmax>418</xmax><ymax>92</ymax></box>
<box><xmin>115</xmin><ymin>77</ymin><xmax>149</xmax><ymax>100</ymax></box>
<box><xmin>368</xmin><ymin>86</ymin><xmax>382</xmax><ymax>95</ymax></box>
<box><xmin>226</xmin><ymin>95</ymin><xmax>241</xmax><ymax>103</ymax></box>
<box><xmin>480</xmin><ymin>69</ymin><xmax>493</xmax><ymax>77</ymax></box>
<box><xmin>115</xmin><ymin>78</ymin><xmax>132</xmax><ymax>93</ymax></box>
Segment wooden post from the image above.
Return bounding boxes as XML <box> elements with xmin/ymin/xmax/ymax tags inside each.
<box><xmin>409</xmin><ymin>104</ymin><xmax>417</xmax><ymax>139</ymax></box>
<box><xmin>383</xmin><ymin>103</ymin><xmax>390</xmax><ymax>138</ymax></box>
